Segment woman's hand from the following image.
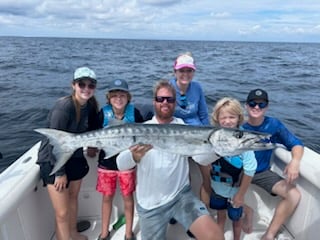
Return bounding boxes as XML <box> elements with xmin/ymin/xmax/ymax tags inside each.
<box><xmin>54</xmin><ymin>174</ymin><xmax>67</xmax><ymax>192</ymax></box>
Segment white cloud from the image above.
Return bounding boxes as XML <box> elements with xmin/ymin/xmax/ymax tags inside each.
<box><xmin>0</xmin><ymin>0</ymin><xmax>319</xmax><ymax>42</ymax></box>
<box><xmin>210</xmin><ymin>12</ymin><xmax>231</xmax><ymax>18</ymax></box>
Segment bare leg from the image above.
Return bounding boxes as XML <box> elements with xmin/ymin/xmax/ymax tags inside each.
<box><xmin>233</xmin><ymin>219</ymin><xmax>242</xmax><ymax>240</ymax></box>
<box><xmin>123</xmin><ymin>194</ymin><xmax>135</xmax><ymax>239</ymax></box>
<box><xmin>100</xmin><ymin>195</ymin><xmax>113</xmax><ymax>238</ymax></box>
<box><xmin>47</xmin><ymin>184</ymin><xmax>70</xmax><ymax>240</ymax></box>
<box><xmin>189</xmin><ymin>215</ymin><xmax>224</xmax><ymax>240</ymax></box>
<box><xmin>242</xmin><ymin>205</ymin><xmax>253</xmax><ymax>234</ymax></box>
<box><xmin>217</xmin><ymin>210</ymin><xmax>227</xmax><ymax>232</ymax></box>
<box><xmin>261</xmin><ymin>181</ymin><xmax>300</xmax><ymax>240</ymax></box>
<box><xmin>68</xmin><ymin>180</ymin><xmax>88</xmax><ymax>240</ymax></box>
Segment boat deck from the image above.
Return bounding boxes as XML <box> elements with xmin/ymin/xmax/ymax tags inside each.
<box><xmin>54</xmin><ymin>159</ymin><xmax>294</xmax><ymax>240</ymax></box>
<box><xmin>53</xmin><ymin>210</ymin><xmax>293</xmax><ymax>240</ymax></box>
<box><xmin>3</xmin><ymin>142</ymin><xmax>312</xmax><ymax>240</ymax></box>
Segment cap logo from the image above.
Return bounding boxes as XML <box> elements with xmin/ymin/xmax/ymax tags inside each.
<box><xmin>255</xmin><ymin>90</ymin><xmax>263</xmax><ymax>96</ymax></box>
<box><xmin>114</xmin><ymin>79</ymin><xmax>123</xmax><ymax>86</ymax></box>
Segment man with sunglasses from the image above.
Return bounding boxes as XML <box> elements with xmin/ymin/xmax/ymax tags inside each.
<box><xmin>116</xmin><ymin>80</ymin><xmax>223</xmax><ymax>240</ymax></box>
<box><xmin>243</xmin><ymin>89</ymin><xmax>304</xmax><ymax>240</ymax></box>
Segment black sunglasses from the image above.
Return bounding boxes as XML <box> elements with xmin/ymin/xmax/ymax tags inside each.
<box><xmin>177</xmin><ymin>69</ymin><xmax>194</xmax><ymax>73</ymax></box>
<box><xmin>77</xmin><ymin>81</ymin><xmax>96</xmax><ymax>90</ymax></box>
<box><xmin>155</xmin><ymin>96</ymin><xmax>176</xmax><ymax>103</ymax></box>
<box><xmin>248</xmin><ymin>101</ymin><xmax>268</xmax><ymax>109</ymax></box>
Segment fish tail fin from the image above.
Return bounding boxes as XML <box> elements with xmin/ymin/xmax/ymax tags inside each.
<box><xmin>35</xmin><ymin>128</ymin><xmax>76</xmax><ymax>175</ymax></box>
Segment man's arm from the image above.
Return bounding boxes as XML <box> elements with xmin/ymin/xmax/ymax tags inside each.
<box><xmin>116</xmin><ymin>149</ymin><xmax>137</xmax><ymax>171</ymax></box>
<box><xmin>233</xmin><ymin>174</ymin><xmax>253</xmax><ymax>208</ymax></box>
<box><xmin>285</xmin><ymin>145</ymin><xmax>304</xmax><ymax>183</ymax></box>
<box><xmin>199</xmin><ymin>164</ymin><xmax>211</xmax><ymax>208</ymax></box>
<box><xmin>116</xmin><ymin>144</ymin><xmax>153</xmax><ymax>170</ymax></box>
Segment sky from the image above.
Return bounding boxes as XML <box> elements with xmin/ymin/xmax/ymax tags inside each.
<box><xmin>0</xmin><ymin>0</ymin><xmax>320</xmax><ymax>43</ymax></box>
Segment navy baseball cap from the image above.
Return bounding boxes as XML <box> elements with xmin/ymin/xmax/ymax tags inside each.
<box><xmin>246</xmin><ymin>88</ymin><xmax>268</xmax><ymax>103</ymax></box>
<box><xmin>108</xmin><ymin>79</ymin><xmax>129</xmax><ymax>92</ymax></box>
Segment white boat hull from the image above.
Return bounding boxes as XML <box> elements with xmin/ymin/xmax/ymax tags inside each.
<box><xmin>0</xmin><ymin>142</ymin><xmax>319</xmax><ymax>240</ymax></box>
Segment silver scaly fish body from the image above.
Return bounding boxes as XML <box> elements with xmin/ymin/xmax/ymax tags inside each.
<box><xmin>35</xmin><ymin>123</ymin><xmax>274</xmax><ymax>175</ymax></box>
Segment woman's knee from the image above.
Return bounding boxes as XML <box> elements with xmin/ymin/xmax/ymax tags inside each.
<box><xmin>55</xmin><ymin>208</ymin><xmax>69</xmax><ymax>222</ymax></box>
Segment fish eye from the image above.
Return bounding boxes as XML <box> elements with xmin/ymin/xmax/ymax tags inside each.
<box><xmin>234</xmin><ymin>130</ymin><xmax>244</xmax><ymax>139</ymax></box>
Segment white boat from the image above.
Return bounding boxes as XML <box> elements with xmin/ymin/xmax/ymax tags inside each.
<box><xmin>0</xmin><ymin>141</ymin><xmax>319</xmax><ymax>240</ymax></box>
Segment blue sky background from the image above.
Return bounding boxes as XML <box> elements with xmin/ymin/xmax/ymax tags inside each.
<box><xmin>0</xmin><ymin>0</ymin><xmax>319</xmax><ymax>42</ymax></box>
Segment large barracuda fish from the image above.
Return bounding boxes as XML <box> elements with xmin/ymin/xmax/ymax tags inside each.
<box><xmin>35</xmin><ymin>123</ymin><xmax>274</xmax><ymax>174</ymax></box>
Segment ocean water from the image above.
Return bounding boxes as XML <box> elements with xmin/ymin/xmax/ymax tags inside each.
<box><xmin>0</xmin><ymin>37</ymin><xmax>319</xmax><ymax>173</ymax></box>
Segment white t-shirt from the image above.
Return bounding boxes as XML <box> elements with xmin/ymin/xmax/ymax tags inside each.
<box><xmin>116</xmin><ymin>116</ymin><xmax>190</xmax><ymax>210</ymax></box>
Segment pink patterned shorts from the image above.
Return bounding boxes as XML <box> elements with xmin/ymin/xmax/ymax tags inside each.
<box><xmin>96</xmin><ymin>168</ymin><xmax>136</xmax><ymax>196</ymax></box>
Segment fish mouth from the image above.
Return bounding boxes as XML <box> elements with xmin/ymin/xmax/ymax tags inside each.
<box><xmin>240</xmin><ymin>136</ymin><xmax>274</xmax><ymax>150</ymax></box>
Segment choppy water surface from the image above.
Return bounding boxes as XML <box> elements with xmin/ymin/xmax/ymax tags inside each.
<box><xmin>0</xmin><ymin>37</ymin><xmax>319</xmax><ymax>172</ymax></box>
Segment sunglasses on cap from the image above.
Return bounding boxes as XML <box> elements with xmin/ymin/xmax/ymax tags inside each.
<box><xmin>248</xmin><ymin>100</ymin><xmax>268</xmax><ymax>109</ymax></box>
<box><xmin>77</xmin><ymin>81</ymin><xmax>96</xmax><ymax>90</ymax></box>
<box><xmin>154</xmin><ymin>96</ymin><xmax>176</xmax><ymax>103</ymax></box>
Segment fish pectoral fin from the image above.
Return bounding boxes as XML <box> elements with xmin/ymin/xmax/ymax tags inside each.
<box><xmin>102</xmin><ymin>147</ymin><xmax>126</xmax><ymax>159</ymax></box>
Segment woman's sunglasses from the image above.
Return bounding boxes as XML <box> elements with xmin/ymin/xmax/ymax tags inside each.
<box><xmin>248</xmin><ymin>101</ymin><xmax>268</xmax><ymax>109</ymax></box>
<box><xmin>154</xmin><ymin>96</ymin><xmax>176</xmax><ymax>103</ymax></box>
<box><xmin>177</xmin><ymin>69</ymin><xmax>194</xmax><ymax>73</ymax></box>
<box><xmin>77</xmin><ymin>81</ymin><xmax>96</xmax><ymax>90</ymax></box>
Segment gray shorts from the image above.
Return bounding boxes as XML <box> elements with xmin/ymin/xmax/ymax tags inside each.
<box><xmin>136</xmin><ymin>185</ymin><xmax>209</xmax><ymax>240</ymax></box>
<box><xmin>252</xmin><ymin>170</ymin><xmax>283</xmax><ymax>195</ymax></box>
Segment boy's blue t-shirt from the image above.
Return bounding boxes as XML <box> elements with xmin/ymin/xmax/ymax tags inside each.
<box><xmin>242</xmin><ymin>116</ymin><xmax>303</xmax><ymax>172</ymax></box>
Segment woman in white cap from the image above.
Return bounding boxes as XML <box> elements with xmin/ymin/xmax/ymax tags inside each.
<box><xmin>169</xmin><ymin>52</ymin><xmax>209</xmax><ymax>126</ymax></box>
<box><xmin>37</xmin><ymin>66</ymin><xmax>100</xmax><ymax>240</ymax></box>
<box><xmin>96</xmin><ymin>79</ymin><xmax>143</xmax><ymax>240</ymax></box>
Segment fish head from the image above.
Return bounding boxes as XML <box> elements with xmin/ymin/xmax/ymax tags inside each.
<box><xmin>209</xmin><ymin>127</ymin><xmax>275</xmax><ymax>156</ymax></box>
